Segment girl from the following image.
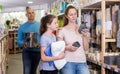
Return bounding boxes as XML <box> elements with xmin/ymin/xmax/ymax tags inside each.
<box><xmin>40</xmin><ymin>14</ymin><xmax>65</xmax><ymax>74</ymax></box>
<box><xmin>57</xmin><ymin>5</ymin><xmax>90</xmax><ymax>74</ymax></box>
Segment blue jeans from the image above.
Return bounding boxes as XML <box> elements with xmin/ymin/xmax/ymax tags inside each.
<box><xmin>60</xmin><ymin>62</ymin><xmax>90</xmax><ymax>74</ymax></box>
<box><xmin>22</xmin><ymin>49</ymin><xmax>40</xmax><ymax>74</ymax></box>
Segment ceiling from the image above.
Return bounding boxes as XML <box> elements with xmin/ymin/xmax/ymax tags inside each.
<box><xmin>0</xmin><ymin>0</ymin><xmax>56</xmax><ymax>9</ymax></box>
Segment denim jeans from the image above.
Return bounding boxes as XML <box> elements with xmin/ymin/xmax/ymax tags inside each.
<box><xmin>22</xmin><ymin>49</ymin><xmax>40</xmax><ymax>74</ymax></box>
<box><xmin>60</xmin><ymin>62</ymin><xmax>90</xmax><ymax>74</ymax></box>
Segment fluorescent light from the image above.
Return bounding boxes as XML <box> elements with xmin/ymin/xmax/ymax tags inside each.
<box><xmin>28</xmin><ymin>1</ymin><xmax>33</xmax><ymax>4</ymax></box>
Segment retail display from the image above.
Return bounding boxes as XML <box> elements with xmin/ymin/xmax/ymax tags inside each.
<box><xmin>80</xmin><ymin>0</ymin><xmax>120</xmax><ymax>74</ymax></box>
<box><xmin>51</xmin><ymin>0</ymin><xmax>79</xmax><ymax>16</ymax></box>
<box><xmin>0</xmin><ymin>35</ymin><xmax>8</xmax><ymax>74</ymax></box>
<box><xmin>1</xmin><ymin>0</ymin><xmax>120</xmax><ymax>74</ymax></box>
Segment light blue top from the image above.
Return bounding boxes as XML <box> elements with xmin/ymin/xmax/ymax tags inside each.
<box><xmin>17</xmin><ymin>21</ymin><xmax>40</xmax><ymax>52</ymax></box>
<box><xmin>40</xmin><ymin>33</ymin><xmax>56</xmax><ymax>70</ymax></box>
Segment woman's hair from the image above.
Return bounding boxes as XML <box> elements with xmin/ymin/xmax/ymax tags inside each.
<box><xmin>40</xmin><ymin>14</ymin><xmax>56</xmax><ymax>36</ymax></box>
<box><xmin>63</xmin><ymin>5</ymin><xmax>78</xmax><ymax>27</ymax></box>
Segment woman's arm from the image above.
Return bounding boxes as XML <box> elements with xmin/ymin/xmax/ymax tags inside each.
<box><xmin>57</xmin><ymin>36</ymin><xmax>78</xmax><ymax>52</ymax></box>
<box><xmin>82</xmin><ymin>36</ymin><xmax>89</xmax><ymax>50</ymax></box>
<box><xmin>81</xmin><ymin>29</ymin><xmax>89</xmax><ymax>50</ymax></box>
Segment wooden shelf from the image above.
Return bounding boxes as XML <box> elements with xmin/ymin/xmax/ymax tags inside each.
<box><xmin>105</xmin><ymin>39</ymin><xmax>116</xmax><ymax>42</ymax></box>
<box><xmin>81</xmin><ymin>0</ymin><xmax>120</xmax><ymax>9</ymax></box>
<box><xmin>0</xmin><ymin>35</ymin><xmax>8</xmax><ymax>42</ymax></box>
<box><xmin>87</xmin><ymin>58</ymin><xmax>120</xmax><ymax>73</ymax></box>
<box><xmin>0</xmin><ymin>35</ymin><xmax>8</xmax><ymax>74</ymax></box>
<box><xmin>80</xmin><ymin>0</ymin><xmax>102</xmax><ymax>8</ymax></box>
<box><xmin>8</xmin><ymin>31</ymin><xmax>22</xmax><ymax>54</ymax></box>
<box><xmin>80</xmin><ymin>0</ymin><xmax>120</xmax><ymax>74</ymax></box>
<box><xmin>87</xmin><ymin>58</ymin><xmax>102</xmax><ymax>66</ymax></box>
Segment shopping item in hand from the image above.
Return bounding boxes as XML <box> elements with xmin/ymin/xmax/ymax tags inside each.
<box><xmin>78</xmin><ymin>22</ymin><xmax>88</xmax><ymax>34</ymax></box>
<box><xmin>72</xmin><ymin>41</ymin><xmax>80</xmax><ymax>47</ymax></box>
<box><xmin>51</xmin><ymin>41</ymin><xmax>66</xmax><ymax>70</ymax></box>
<box><xmin>25</xmin><ymin>32</ymin><xmax>40</xmax><ymax>48</ymax></box>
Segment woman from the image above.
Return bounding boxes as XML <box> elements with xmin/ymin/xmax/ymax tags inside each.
<box><xmin>57</xmin><ymin>5</ymin><xmax>90</xmax><ymax>74</ymax></box>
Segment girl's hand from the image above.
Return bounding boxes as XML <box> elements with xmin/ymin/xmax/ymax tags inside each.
<box><xmin>57</xmin><ymin>51</ymin><xmax>65</xmax><ymax>59</ymax></box>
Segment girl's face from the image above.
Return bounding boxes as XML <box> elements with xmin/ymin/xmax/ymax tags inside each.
<box><xmin>48</xmin><ymin>18</ymin><xmax>58</xmax><ymax>31</ymax></box>
<box><xmin>66</xmin><ymin>8</ymin><xmax>77</xmax><ymax>23</ymax></box>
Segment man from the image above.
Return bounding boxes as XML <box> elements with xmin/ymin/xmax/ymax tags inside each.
<box><xmin>17</xmin><ymin>7</ymin><xmax>40</xmax><ymax>74</ymax></box>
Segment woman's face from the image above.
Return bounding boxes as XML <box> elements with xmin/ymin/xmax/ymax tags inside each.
<box><xmin>66</xmin><ymin>8</ymin><xmax>77</xmax><ymax>23</ymax></box>
<box><xmin>49</xmin><ymin>18</ymin><xmax>58</xmax><ymax>31</ymax></box>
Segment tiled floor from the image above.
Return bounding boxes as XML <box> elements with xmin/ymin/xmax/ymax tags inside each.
<box><xmin>6</xmin><ymin>53</ymin><xmax>39</xmax><ymax>74</ymax></box>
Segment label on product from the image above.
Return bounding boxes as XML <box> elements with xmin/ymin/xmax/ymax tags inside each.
<box><xmin>98</xmin><ymin>62</ymin><xmax>101</xmax><ymax>66</ymax></box>
<box><xmin>107</xmin><ymin>65</ymin><xmax>111</xmax><ymax>69</ymax></box>
<box><xmin>114</xmin><ymin>68</ymin><xmax>119</xmax><ymax>72</ymax></box>
<box><xmin>105</xmin><ymin>21</ymin><xmax>112</xmax><ymax>30</ymax></box>
<box><xmin>102</xmin><ymin>64</ymin><xmax>106</xmax><ymax>68</ymax></box>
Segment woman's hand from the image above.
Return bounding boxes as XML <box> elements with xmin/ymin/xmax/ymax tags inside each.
<box><xmin>66</xmin><ymin>44</ymin><xmax>78</xmax><ymax>52</ymax></box>
<box><xmin>81</xmin><ymin>29</ymin><xmax>89</xmax><ymax>37</ymax></box>
<box><xmin>81</xmin><ymin>29</ymin><xmax>89</xmax><ymax>50</ymax></box>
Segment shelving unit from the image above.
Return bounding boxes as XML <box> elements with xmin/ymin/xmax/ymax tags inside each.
<box><xmin>87</xmin><ymin>58</ymin><xmax>120</xmax><ymax>73</ymax></box>
<box><xmin>8</xmin><ymin>30</ymin><xmax>22</xmax><ymax>54</ymax></box>
<box><xmin>0</xmin><ymin>35</ymin><xmax>8</xmax><ymax>74</ymax></box>
<box><xmin>80</xmin><ymin>0</ymin><xmax>120</xmax><ymax>74</ymax></box>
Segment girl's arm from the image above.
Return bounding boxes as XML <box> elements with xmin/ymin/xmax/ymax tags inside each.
<box><xmin>41</xmin><ymin>46</ymin><xmax>65</xmax><ymax>62</ymax></box>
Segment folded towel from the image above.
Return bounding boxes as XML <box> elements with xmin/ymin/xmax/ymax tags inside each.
<box><xmin>51</xmin><ymin>41</ymin><xmax>66</xmax><ymax>70</ymax></box>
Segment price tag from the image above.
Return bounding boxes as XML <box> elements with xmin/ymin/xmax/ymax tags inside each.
<box><xmin>98</xmin><ymin>62</ymin><xmax>101</xmax><ymax>66</ymax></box>
<box><xmin>94</xmin><ymin>61</ymin><xmax>97</xmax><ymax>64</ymax></box>
<box><xmin>114</xmin><ymin>68</ymin><xmax>119</xmax><ymax>72</ymax></box>
<box><xmin>102</xmin><ymin>64</ymin><xmax>106</xmax><ymax>68</ymax></box>
<box><xmin>107</xmin><ymin>65</ymin><xmax>111</xmax><ymax>69</ymax></box>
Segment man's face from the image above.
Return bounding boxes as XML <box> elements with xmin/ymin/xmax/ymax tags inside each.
<box><xmin>26</xmin><ymin>8</ymin><xmax>35</xmax><ymax>22</ymax></box>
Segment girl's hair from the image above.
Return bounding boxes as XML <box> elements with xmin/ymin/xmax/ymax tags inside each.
<box><xmin>40</xmin><ymin>14</ymin><xmax>56</xmax><ymax>36</ymax></box>
<box><xmin>63</xmin><ymin>5</ymin><xmax>78</xmax><ymax>27</ymax></box>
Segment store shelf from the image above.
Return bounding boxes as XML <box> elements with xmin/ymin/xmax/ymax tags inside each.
<box><xmin>102</xmin><ymin>63</ymin><xmax>120</xmax><ymax>73</ymax></box>
<box><xmin>8</xmin><ymin>30</ymin><xmax>22</xmax><ymax>54</ymax></box>
<box><xmin>87</xmin><ymin>58</ymin><xmax>120</xmax><ymax>73</ymax></box>
<box><xmin>0</xmin><ymin>55</ymin><xmax>5</xmax><ymax>67</ymax></box>
<box><xmin>87</xmin><ymin>58</ymin><xmax>102</xmax><ymax>66</ymax></box>
<box><xmin>0</xmin><ymin>35</ymin><xmax>8</xmax><ymax>74</ymax></box>
<box><xmin>0</xmin><ymin>35</ymin><xmax>8</xmax><ymax>42</ymax></box>
<box><xmin>81</xmin><ymin>0</ymin><xmax>120</xmax><ymax>9</ymax></box>
<box><xmin>81</xmin><ymin>0</ymin><xmax>120</xmax><ymax>74</ymax></box>
<box><xmin>105</xmin><ymin>39</ymin><xmax>116</xmax><ymax>42</ymax></box>
<box><xmin>80</xmin><ymin>0</ymin><xmax>102</xmax><ymax>8</ymax></box>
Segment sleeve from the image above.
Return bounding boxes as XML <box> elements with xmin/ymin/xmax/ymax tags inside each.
<box><xmin>17</xmin><ymin>26</ymin><xmax>24</xmax><ymax>47</ymax></box>
<box><xmin>57</xmin><ymin>29</ymin><xmax>64</xmax><ymax>40</ymax></box>
<box><xmin>40</xmin><ymin>36</ymin><xmax>48</xmax><ymax>47</ymax></box>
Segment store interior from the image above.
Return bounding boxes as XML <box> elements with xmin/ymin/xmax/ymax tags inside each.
<box><xmin>0</xmin><ymin>0</ymin><xmax>120</xmax><ymax>74</ymax></box>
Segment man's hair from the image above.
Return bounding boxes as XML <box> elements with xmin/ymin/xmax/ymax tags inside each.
<box><xmin>26</xmin><ymin>6</ymin><xmax>30</xmax><ymax>11</ymax></box>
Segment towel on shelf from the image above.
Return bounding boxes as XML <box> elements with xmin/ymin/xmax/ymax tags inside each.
<box><xmin>117</xmin><ymin>10</ymin><xmax>120</xmax><ymax>48</ymax></box>
<box><xmin>112</xmin><ymin>4</ymin><xmax>119</xmax><ymax>38</ymax></box>
<box><xmin>118</xmin><ymin>10</ymin><xmax>120</xmax><ymax>25</ymax></box>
